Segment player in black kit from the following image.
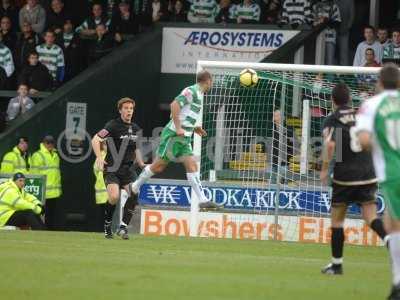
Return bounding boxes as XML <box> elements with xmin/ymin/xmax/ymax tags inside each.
<box><xmin>320</xmin><ymin>83</ymin><xmax>388</xmax><ymax>274</ymax></box>
<box><xmin>92</xmin><ymin>98</ymin><xmax>145</xmax><ymax>239</ymax></box>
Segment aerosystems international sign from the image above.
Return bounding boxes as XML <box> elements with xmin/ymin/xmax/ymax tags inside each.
<box><xmin>139</xmin><ymin>182</ymin><xmax>385</xmax><ymax>216</ymax></box>
<box><xmin>161</xmin><ymin>27</ymin><xmax>299</xmax><ymax>74</ymax></box>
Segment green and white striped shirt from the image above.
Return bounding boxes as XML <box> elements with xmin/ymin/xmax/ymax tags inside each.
<box><xmin>232</xmin><ymin>2</ymin><xmax>260</xmax><ymax>22</ymax></box>
<box><xmin>188</xmin><ymin>0</ymin><xmax>218</xmax><ymax>18</ymax></box>
<box><xmin>0</xmin><ymin>44</ymin><xmax>14</xmax><ymax>77</ymax></box>
<box><xmin>166</xmin><ymin>84</ymin><xmax>204</xmax><ymax>137</ymax></box>
<box><xmin>36</xmin><ymin>44</ymin><xmax>64</xmax><ymax>79</ymax></box>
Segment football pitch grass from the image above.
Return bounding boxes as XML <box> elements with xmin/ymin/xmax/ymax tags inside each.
<box><xmin>0</xmin><ymin>231</ymin><xmax>389</xmax><ymax>300</ymax></box>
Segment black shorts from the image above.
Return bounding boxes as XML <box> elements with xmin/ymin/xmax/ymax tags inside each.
<box><xmin>104</xmin><ymin>164</ymin><xmax>138</xmax><ymax>187</ymax></box>
<box><xmin>331</xmin><ymin>182</ymin><xmax>377</xmax><ymax>206</ymax></box>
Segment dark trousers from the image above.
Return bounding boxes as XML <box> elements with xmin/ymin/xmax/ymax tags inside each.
<box><xmin>45</xmin><ymin>198</ymin><xmax>59</xmax><ymax>230</ymax></box>
<box><xmin>6</xmin><ymin>210</ymin><xmax>46</xmax><ymax>230</ymax></box>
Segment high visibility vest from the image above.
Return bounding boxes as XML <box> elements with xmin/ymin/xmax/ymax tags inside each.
<box><xmin>0</xmin><ymin>146</ymin><xmax>31</xmax><ymax>175</ymax></box>
<box><xmin>31</xmin><ymin>143</ymin><xmax>62</xmax><ymax>199</ymax></box>
<box><xmin>0</xmin><ymin>180</ymin><xmax>42</xmax><ymax>227</ymax></box>
<box><xmin>93</xmin><ymin>151</ymin><xmax>107</xmax><ymax>205</ymax></box>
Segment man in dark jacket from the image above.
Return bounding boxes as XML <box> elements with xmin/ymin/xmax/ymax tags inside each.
<box><xmin>56</xmin><ymin>19</ymin><xmax>84</xmax><ymax>81</ymax></box>
<box><xmin>87</xmin><ymin>23</ymin><xmax>114</xmax><ymax>65</ymax></box>
<box><xmin>110</xmin><ymin>1</ymin><xmax>139</xmax><ymax>44</ymax></box>
<box><xmin>14</xmin><ymin>22</ymin><xmax>41</xmax><ymax>71</ymax></box>
<box><xmin>0</xmin><ymin>16</ymin><xmax>15</xmax><ymax>53</ymax></box>
<box><xmin>46</xmin><ymin>0</ymin><xmax>68</xmax><ymax>34</ymax></box>
<box><xmin>18</xmin><ymin>51</ymin><xmax>52</xmax><ymax>93</ymax></box>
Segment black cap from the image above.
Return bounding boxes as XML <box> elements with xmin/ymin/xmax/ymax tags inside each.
<box><xmin>119</xmin><ymin>0</ymin><xmax>130</xmax><ymax>5</ymax></box>
<box><xmin>13</xmin><ymin>172</ymin><xmax>26</xmax><ymax>181</ymax></box>
<box><xmin>43</xmin><ymin>135</ymin><xmax>55</xmax><ymax>144</ymax></box>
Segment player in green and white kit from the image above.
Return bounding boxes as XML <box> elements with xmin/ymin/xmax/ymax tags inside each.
<box><xmin>356</xmin><ymin>64</ymin><xmax>400</xmax><ymax>300</ymax></box>
<box><xmin>130</xmin><ymin>70</ymin><xmax>219</xmax><ymax>210</ymax></box>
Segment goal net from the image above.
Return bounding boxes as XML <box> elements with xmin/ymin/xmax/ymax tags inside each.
<box><xmin>191</xmin><ymin>61</ymin><xmax>383</xmax><ymax>245</ymax></box>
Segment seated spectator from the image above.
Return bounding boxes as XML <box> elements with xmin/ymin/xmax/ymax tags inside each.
<box><xmin>18</xmin><ymin>51</ymin><xmax>52</xmax><ymax>93</ymax></box>
<box><xmin>19</xmin><ymin>0</ymin><xmax>46</xmax><ymax>34</ymax></box>
<box><xmin>14</xmin><ymin>22</ymin><xmax>40</xmax><ymax>70</ymax></box>
<box><xmin>280</xmin><ymin>0</ymin><xmax>312</xmax><ymax>28</ymax></box>
<box><xmin>46</xmin><ymin>0</ymin><xmax>68</xmax><ymax>34</ymax></box>
<box><xmin>364</xmin><ymin>48</ymin><xmax>380</xmax><ymax>67</ymax></box>
<box><xmin>36</xmin><ymin>29</ymin><xmax>64</xmax><ymax>85</ymax></box>
<box><xmin>168</xmin><ymin>0</ymin><xmax>187</xmax><ymax>22</ymax></box>
<box><xmin>0</xmin><ymin>173</ymin><xmax>45</xmax><ymax>230</ymax></box>
<box><xmin>357</xmin><ymin>48</ymin><xmax>380</xmax><ymax>91</ymax></box>
<box><xmin>263</xmin><ymin>0</ymin><xmax>281</xmax><ymax>24</ymax></box>
<box><xmin>87</xmin><ymin>23</ymin><xmax>114</xmax><ymax>65</ymax></box>
<box><xmin>377</xmin><ymin>27</ymin><xmax>391</xmax><ymax>48</ymax></box>
<box><xmin>215</xmin><ymin>0</ymin><xmax>234</xmax><ymax>24</ymax></box>
<box><xmin>0</xmin><ymin>33</ymin><xmax>15</xmax><ymax>79</ymax></box>
<box><xmin>0</xmin><ymin>16</ymin><xmax>16</xmax><ymax>52</ymax></box>
<box><xmin>232</xmin><ymin>0</ymin><xmax>260</xmax><ymax>24</ymax></box>
<box><xmin>383</xmin><ymin>28</ymin><xmax>400</xmax><ymax>62</ymax></box>
<box><xmin>57</xmin><ymin>19</ymin><xmax>83</xmax><ymax>81</ymax></box>
<box><xmin>6</xmin><ymin>83</ymin><xmax>35</xmax><ymax>121</ymax></box>
<box><xmin>353</xmin><ymin>26</ymin><xmax>383</xmax><ymax>66</ymax></box>
<box><xmin>76</xmin><ymin>3</ymin><xmax>111</xmax><ymax>38</ymax></box>
<box><xmin>187</xmin><ymin>0</ymin><xmax>218</xmax><ymax>23</ymax></box>
<box><xmin>0</xmin><ymin>0</ymin><xmax>19</xmax><ymax>31</ymax></box>
<box><xmin>111</xmin><ymin>0</ymin><xmax>139</xmax><ymax>43</ymax></box>
<box><xmin>144</xmin><ymin>0</ymin><xmax>168</xmax><ymax>25</ymax></box>
<box><xmin>312</xmin><ymin>0</ymin><xmax>341</xmax><ymax>65</ymax></box>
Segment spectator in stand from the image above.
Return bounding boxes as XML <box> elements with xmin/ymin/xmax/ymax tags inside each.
<box><xmin>0</xmin><ymin>0</ymin><xmax>19</xmax><ymax>31</ymax></box>
<box><xmin>19</xmin><ymin>51</ymin><xmax>52</xmax><ymax>93</ymax></box>
<box><xmin>168</xmin><ymin>0</ymin><xmax>187</xmax><ymax>22</ymax></box>
<box><xmin>0</xmin><ymin>16</ymin><xmax>15</xmax><ymax>53</ymax></box>
<box><xmin>280</xmin><ymin>0</ymin><xmax>312</xmax><ymax>28</ymax></box>
<box><xmin>353</xmin><ymin>26</ymin><xmax>383</xmax><ymax>67</ymax></box>
<box><xmin>46</xmin><ymin>0</ymin><xmax>68</xmax><ymax>34</ymax></box>
<box><xmin>377</xmin><ymin>27</ymin><xmax>391</xmax><ymax>48</ymax></box>
<box><xmin>357</xmin><ymin>48</ymin><xmax>380</xmax><ymax>90</ymax></box>
<box><xmin>87</xmin><ymin>23</ymin><xmax>114</xmax><ymax>65</ymax></box>
<box><xmin>6</xmin><ymin>83</ymin><xmax>35</xmax><ymax>121</ymax></box>
<box><xmin>0</xmin><ymin>32</ymin><xmax>14</xmax><ymax>82</ymax></box>
<box><xmin>19</xmin><ymin>0</ymin><xmax>46</xmax><ymax>34</ymax></box>
<box><xmin>14</xmin><ymin>22</ymin><xmax>40</xmax><ymax>71</ymax></box>
<box><xmin>215</xmin><ymin>0</ymin><xmax>234</xmax><ymax>24</ymax></box>
<box><xmin>144</xmin><ymin>0</ymin><xmax>168</xmax><ymax>25</ymax></box>
<box><xmin>263</xmin><ymin>0</ymin><xmax>281</xmax><ymax>24</ymax></box>
<box><xmin>336</xmin><ymin>0</ymin><xmax>354</xmax><ymax>66</ymax></box>
<box><xmin>76</xmin><ymin>3</ymin><xmax>111</xmax><ymax>39</ymax></box>
<box><xmin>187</xmin><ymin>0</ymin><xmax>218</xmax><ymax>23</ymax></box>
<box><xmin>312</xmin><ymin>0</ymin><xmax>341</xmax><ymax>65</ymax></box>
<box><xmin>36</xmin><ymin>29</ymin><xmax>64</xmax><ymax>86</ymax></box>
<box><xmin>57</xmin><ymin>19</ymin><xmax>83</xmax><ymax>81</ymax></box>
<box><xmin>383</xmin><ymin>28</ymin><xmax>400</xmax><ymax>63</ymax></box>
<box><xmin>232</xmin><ymin>0</ymin><xmax>260</xmax><ymax>24</ymax></box>
<box><xmin>111</xmin><ymin>0</ymin><xmax>139</xmax><ymax>43</ymax></box>
<box><xmin>364</xmin><ymin>48</ymin><xmax>380</xmax><ymax>67</ymax></box>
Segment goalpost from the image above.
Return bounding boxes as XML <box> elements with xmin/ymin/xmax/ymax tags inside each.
<box><xmin>190</xmin><ymin>61</ymin><xmax>382</xmax><ymax>243</ymax></box>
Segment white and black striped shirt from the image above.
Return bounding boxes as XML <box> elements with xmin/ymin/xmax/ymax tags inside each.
<box><xmin>312</xmin><ymin>1</ymin><xmax>341</xmax><ymax>43</ymax></box>
<box><xmin>281</xmin><ymin>0</ymin><xmax>312</xmax><ymax>26</ymax></box>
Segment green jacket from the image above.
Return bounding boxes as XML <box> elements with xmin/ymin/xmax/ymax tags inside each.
<box><xmin>31</xmin><ymin>143</ymin><xmax>62</xmax><ymax>199</ymax></box>
<box><xmin>0</xmin><ymin>180</ymin><xmax>42</xmax><ymax>227</ymax></box>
